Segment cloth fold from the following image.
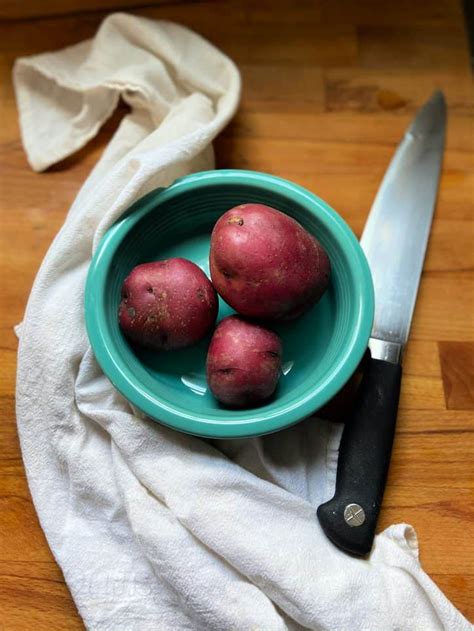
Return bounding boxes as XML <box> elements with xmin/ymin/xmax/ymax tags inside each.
<box><xmin>14</xmin><ymin>13</ymin><xmax>470</xmax><ymax>631</ymax></box>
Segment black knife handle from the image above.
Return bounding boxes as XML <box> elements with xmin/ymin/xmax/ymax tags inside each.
<box><xmin>317</xmin><ymin>357</ymin><xmax>402</xmax><ymax>556</ymax></box>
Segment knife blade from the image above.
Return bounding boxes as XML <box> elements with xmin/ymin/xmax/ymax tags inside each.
<box><xmin>317</xmin><ymin>91</ymin><xmax>447</xmax><ymax>556</ymax></box>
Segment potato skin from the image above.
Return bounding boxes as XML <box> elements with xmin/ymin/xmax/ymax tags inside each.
<box><xmin>206</xmin><ymin>315</ymin><xmax>282</xmax><ymax>407</ymax></box>
<box><xmin>210</xmin><ymin>203</ymin><xmax>331</xmax><ymax>321</ymax></box>
<box><xmin>118</xmin><ymin>258</ymin><xmax>218</xmax><ymax>350</ymax></box>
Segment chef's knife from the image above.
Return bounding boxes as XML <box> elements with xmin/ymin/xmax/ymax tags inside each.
<box><xmin>317</xmin><ymin>91</ymin><xmax>446</xmax><ymax>556</ymax></box>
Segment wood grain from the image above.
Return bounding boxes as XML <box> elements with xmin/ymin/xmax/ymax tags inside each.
<box><xmin>439</xmin><ymin>341</ymin><xmax>474</xmax><ymax>409</ymax></box>
<box><xmin>0</xmin><ymin>0</ymin><xmax>184</xmax><ymax>20</ymax></box>
<box><xmin>0</xmin><ymin>0</ymin><xmax>473</xmax><ymax>627</ymax></box>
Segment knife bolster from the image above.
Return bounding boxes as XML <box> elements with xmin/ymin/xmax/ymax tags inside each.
<box><xmin>368</xmin><ymin>338</ymin><xmax>403</xmax><ymax>364</ymax></box>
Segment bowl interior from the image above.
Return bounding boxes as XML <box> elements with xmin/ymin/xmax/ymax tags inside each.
<box><xmin>87</xmin><ymin>171</ymin><xmax>373</xmax><ymax>437</ymax></box>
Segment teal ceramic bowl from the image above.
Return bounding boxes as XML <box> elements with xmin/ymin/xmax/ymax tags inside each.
<box><xmin>85</xmin><ymin>170</ymin><xmax>373</xmax><ymax>438</ymax></box>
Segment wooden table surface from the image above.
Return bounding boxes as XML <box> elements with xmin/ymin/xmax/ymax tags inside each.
<box><xmin>1</xmin><ymin>0</ymin><xmax>473</xmax><ymax>627</ymax></box>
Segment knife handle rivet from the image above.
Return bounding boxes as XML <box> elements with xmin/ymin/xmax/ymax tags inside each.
<box><xmin>344</xmin><ymin>503</ymin><xmax>366</xmax><ymax>527</ymax></box>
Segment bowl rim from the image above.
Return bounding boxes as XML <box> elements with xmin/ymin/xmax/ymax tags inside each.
<box><xmin>85</xmin><ymin>169</ymin><xmax>374</xmax><ymax>438</ymax></box>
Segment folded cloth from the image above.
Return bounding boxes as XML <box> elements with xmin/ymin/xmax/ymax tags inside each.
<box><xmin>14</xmin><ymin>13</ymin><xmax>470</xmax><ymax>631</ymax></box>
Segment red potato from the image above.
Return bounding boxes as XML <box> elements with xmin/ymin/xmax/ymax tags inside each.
<box><xmin>119</xmin><ymin>258</ymin><xmax>218</xmax><ymax>351</ymax></box>
<box><xmin>206</xmin><ymin>315</ymin><xmax>282</xmax><ymax>407</ymax></box>
<box><xmin>210</xmin><ymin>203</ymin><xmax>331</xmax><ymax>321</ymax></box>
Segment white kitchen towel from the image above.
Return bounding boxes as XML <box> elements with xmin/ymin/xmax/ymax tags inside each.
<box><xmin>14</xmin><ymin>13</ymin><xmax>470</xmax><ymax>631</ymax></box>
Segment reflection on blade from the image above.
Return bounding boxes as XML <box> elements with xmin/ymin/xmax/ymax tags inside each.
<box><xmin>360</xmin><ymin>91</ymin><xmax>446</xmax><ymax>346</ymax></box>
